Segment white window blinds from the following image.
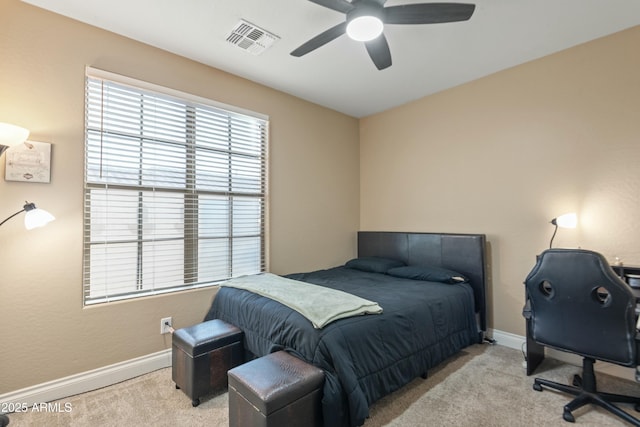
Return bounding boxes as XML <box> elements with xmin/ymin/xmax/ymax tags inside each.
<box><xmin>83</xmin><ymin>68</ymin><xmax>268</xmax><ymax>305</ymax></box>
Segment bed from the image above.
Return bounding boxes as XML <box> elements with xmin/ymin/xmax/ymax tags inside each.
<box><xmin>204</xmin><ymin>231</ymin><xmax>487</xmax><ymax>427</ymax></box>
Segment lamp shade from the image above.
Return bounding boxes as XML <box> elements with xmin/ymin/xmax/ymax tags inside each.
<box><xmin>23</xmin><ymin>203</ymin><xmax>55</xmax><ymax>230</ymax></box>
<box><xmin>0</xmin><ymin>122</ymin><xmax>30</xmax><ymax>147</ymax></box>
<box><xmin>554</xmin><ymin>212</ymin><xmax>577</xmax><ymax>228</ymax></box>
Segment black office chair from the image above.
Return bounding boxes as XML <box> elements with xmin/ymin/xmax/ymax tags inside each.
<box><xmin>524</xmin><ymin>248</ymin><xmax>640</xmax><ymax>425</ymax></box>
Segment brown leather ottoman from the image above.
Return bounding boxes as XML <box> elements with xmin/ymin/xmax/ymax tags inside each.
<box><xmin>228</xmin><ymin>351</ymin><xmax>324</xmax><ymax>427</ymax></box>
<box><xmin>172</xmin><ymin>319</ymin><xmax>243</xmax><ymax>407</ymax></box>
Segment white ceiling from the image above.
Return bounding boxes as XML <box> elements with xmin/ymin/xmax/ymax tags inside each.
<box><xmin>21</xmin><ymin>0</ymin><xmax>640</xmax><ymax>118</ymax></box>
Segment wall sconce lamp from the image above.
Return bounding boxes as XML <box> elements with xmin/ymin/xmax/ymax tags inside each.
<box><xmin>549</xmin><ymin>212</ymin><xmax>577</xmax><ymax>248</ymax></box>
<box><xmin>0</xmin><ymin>122</ymin><xmax>30</xmax><ymax>156</ymax></box>
<box><xmin>0</xmin><ymin>201</ymin><xmax>55</xmax><ymax>230</ymax></box>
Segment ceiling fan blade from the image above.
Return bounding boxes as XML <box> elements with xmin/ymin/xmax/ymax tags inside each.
<box><xmin>308</xmin><ymin>0</ymin><xmax>355</xmax><ymax>14</ymax></box>
<box><xmin>290</xmin><ymin>22</ymin><xmax>348</xmax><ymax>57</ymax></box>
<box><xmin>383</xmin><ymin>3</ymin><xmax>475</xmax><ymax>25</ymax></box>
<box><xmin>365</xmin><ymin>34</ymin><xmax>392</xmax><ymax>70</ymax></box>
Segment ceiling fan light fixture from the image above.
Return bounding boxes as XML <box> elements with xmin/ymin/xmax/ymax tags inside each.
<box><xmin>291</xmin><ymin>1</ymin><xmax>476</xmax><ymax>70</ymax></box>
<box><xmin>346</xmin><ymin>15</ymin><xmax>383</xmax><ymax>41</ymax></box>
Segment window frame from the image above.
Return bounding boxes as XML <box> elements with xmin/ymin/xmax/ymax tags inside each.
<box><xmin>83</xmin><ymin>67</ymin><xmax>269</xmax><ymax>305</ymax></box>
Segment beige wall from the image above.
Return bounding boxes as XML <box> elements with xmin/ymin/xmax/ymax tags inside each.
<box><xmin>360</xmin><ymin>25</ymin><xmax>640</xmax><ymax>336</ymax></box>
<box><xmin>0</xmin><ymin>1</ymin><xmax>359</xmax><ymax>393</ymax></box>
<box><xmin>3</xmin><ymin>0</ymin><xmax>639</xmax><ymax>396</ymax></box>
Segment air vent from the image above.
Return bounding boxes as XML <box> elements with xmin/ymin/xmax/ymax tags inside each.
<box><xmin>226</xmin><ymin>20</ymin><xmax>279</xmax><ymax>55</ymax></box>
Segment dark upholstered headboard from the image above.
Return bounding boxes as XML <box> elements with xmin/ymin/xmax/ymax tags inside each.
<box><xmin>358</xmin><ymin>231</ymin><xmax>488</xmax><ymax>332</ymax></box>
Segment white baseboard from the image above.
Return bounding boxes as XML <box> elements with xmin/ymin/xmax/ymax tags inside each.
<box><xmin>2</xmin><ymin>329</ymin><xmax>637</xmax><ymax>411</ymax></box>
<box><xmin>488</xmin><ymin>328</ymin><xmax>526</xmax><ymax>352</ymax></box>
<box><xmin>0</xmin><ymin>349</ymin><xmax>171</xmax><ymax>409</ymax></box>
<box><xmin>489</xmin><ymin>328</ymin><xmax>636</xmax><ymax>382</ymax></box>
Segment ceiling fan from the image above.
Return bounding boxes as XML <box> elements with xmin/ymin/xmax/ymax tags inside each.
<box><xmin>290</xmin><ymin>0</ymin><xmax>476</xmax><ymax>70</ymax></box>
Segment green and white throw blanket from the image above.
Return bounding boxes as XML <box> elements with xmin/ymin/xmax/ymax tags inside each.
<box><xmin>221</xmin><ymin>273</ymin><xmax>383</xmax><ymax>329</ymax></box>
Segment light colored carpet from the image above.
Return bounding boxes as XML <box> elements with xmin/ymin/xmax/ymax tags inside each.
<box><xmin>8</xmin><ymin>344</ymin><xmax>640</xmax><ymax>426</ymax></box>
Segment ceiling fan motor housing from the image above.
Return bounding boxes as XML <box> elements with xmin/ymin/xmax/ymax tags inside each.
<box><xmin>346</xmin><ymin>2</ymin><xmax>385</xmax><ymax>41</ymax></box>
<box><xmin>291</xmin><ymin>0</ymin><xmax>476</xmax><ymax>70</ymax></box>
<box><xmin>346</xmin><ymin>2</ymin><xmax>384</xmax><ymax>23</ymax></box>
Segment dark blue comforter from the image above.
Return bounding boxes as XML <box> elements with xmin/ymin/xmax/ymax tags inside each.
<box><xmin>204</xmin><ymin>266</ymin><xmax>479</xmax><ymax>427</ymax></box>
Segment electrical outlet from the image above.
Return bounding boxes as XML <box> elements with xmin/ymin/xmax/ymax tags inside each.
<box><xmin>160</xmin><ymin>317</ymin><xmax>173</xmax><ymax>334</ymax></box>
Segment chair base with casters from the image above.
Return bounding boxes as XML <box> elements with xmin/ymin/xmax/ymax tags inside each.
<box><xmin>533</xmin><ymin>357</ymin><xmax>640</xmax><ymax>425</ymax></box>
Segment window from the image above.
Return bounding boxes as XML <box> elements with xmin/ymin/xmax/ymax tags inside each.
<box><xmin>83</xmin><ymin>67</ymin><xmax>268</xmax><ymax>305</ymax></box>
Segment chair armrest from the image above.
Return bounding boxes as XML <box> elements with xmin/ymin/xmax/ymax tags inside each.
<box><xmin>636</xmin><ymin>332</ymin><xmax>640</xmax><ymax>382</ymax></box>
<box><xmin>522</xmin><ymin>299</ymin><xmax>531</xmax><ymax>320</ymax></box>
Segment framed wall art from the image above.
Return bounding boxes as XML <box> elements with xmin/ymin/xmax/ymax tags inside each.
<box><xmin>5</xmin><ymin>140</ymin><xmax>52</xmax><ymax>183</ymax></box>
